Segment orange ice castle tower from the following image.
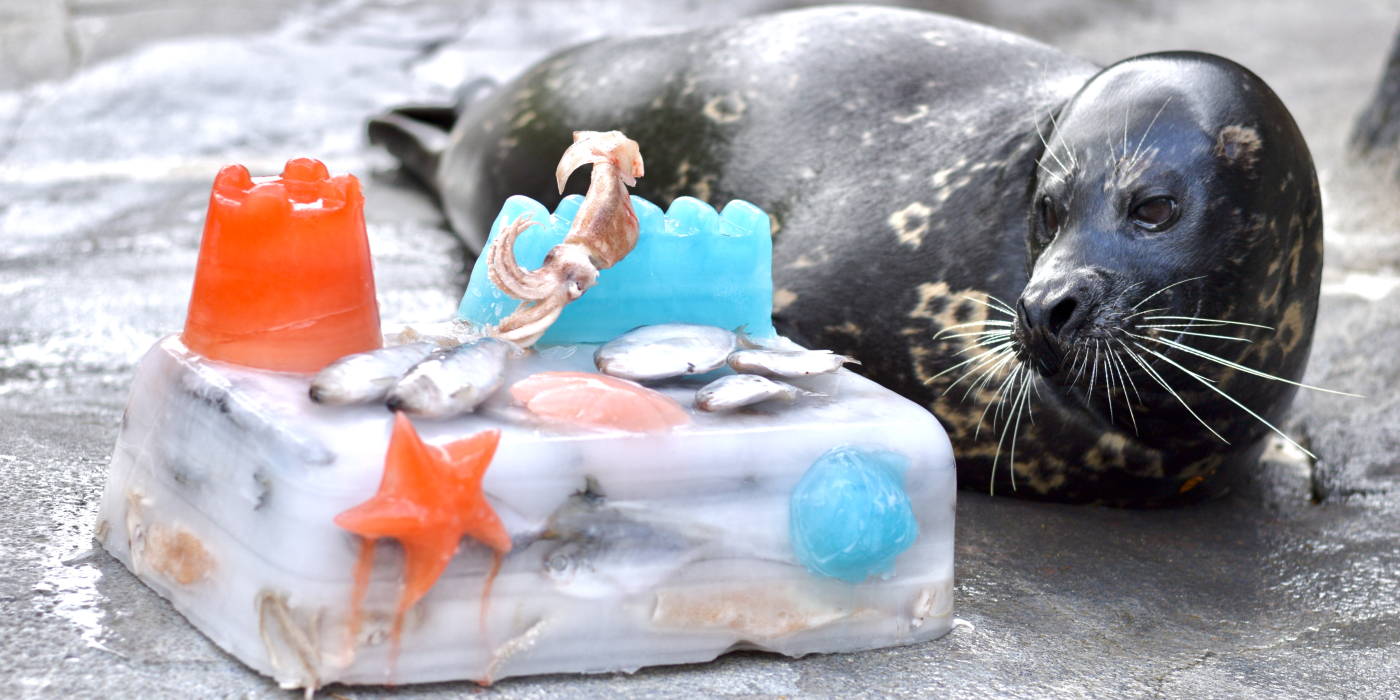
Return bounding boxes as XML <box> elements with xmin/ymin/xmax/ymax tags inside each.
<box><xmin>182</xmin><ymin>158</ymin><xmax>381</xmax><ymax>372</ymax></box>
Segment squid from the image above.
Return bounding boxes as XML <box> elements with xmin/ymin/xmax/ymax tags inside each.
<box><xmin>487</xmin><ymin>131</ymin><xmax>645</xmax><ymax>346</ymax></box>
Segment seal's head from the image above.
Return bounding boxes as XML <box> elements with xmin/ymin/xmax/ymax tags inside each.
<box><xmin>1016</xmin><ymin>52</ymin><xmax>1322</xmax><ymax>468</ymax></box>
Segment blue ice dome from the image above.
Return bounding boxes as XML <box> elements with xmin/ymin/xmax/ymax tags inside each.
<box><xmin>457</xmin><ymin>194</ymin><xmax>775</xmax><ymax>344</ymax></box>
<box><xmin>789</xmin><ymin>445</ymin><xmax>920</xmax><ymax>584</ymax></box>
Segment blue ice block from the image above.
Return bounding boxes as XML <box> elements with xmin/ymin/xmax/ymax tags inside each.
<box><xmin>789</xmin><ymin>445</ymin><xmax>920</xmax><ymax>584</ymax></box>
<box><xmin>457</xmin><ymin>194</ymin><xmax>775</xmax><ymax>344</ymax></box>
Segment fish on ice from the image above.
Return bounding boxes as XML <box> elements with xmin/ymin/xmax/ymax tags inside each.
<box><xmin>594</xmin><ymin>323</ymin><xmax>741</xmax><ymax>381</ymax></box>
<box><xmin>387</xmin><ymin>337</ymin><xmax>517</xmax><ymax>418</ymax></box>
<box><xmin>309</xmin><ymin>342</ymin><xmax>438</xmax><ymax>405</ymax></box>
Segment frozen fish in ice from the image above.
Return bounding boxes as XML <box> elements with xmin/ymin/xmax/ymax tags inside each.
<box><xmin>538</xmin><ymin>479</ymin><xmax>704</xmax><ymax>598</ymax></box>
<box><xmin>695</xmin><ymin>374</ymin><xmax>813</xmax><ymax>412</ymax></box>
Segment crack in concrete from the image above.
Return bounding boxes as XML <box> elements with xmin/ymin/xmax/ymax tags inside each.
<box><xmin>1152</xmin><ymin>650</ymin><xmax>1215</xmax><ymax>699</ymax></box>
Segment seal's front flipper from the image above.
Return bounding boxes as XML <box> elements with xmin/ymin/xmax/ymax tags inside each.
<box><xmin>368</xmin><ymin>77</ymin><xmax>499</xmax><ymax>195</ymax></box>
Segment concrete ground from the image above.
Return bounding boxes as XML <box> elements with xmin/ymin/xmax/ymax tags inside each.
<box><xmin>2</xmin><ymin>0</ymin><xmax>1399</xmax><ymax>698</ymax></box>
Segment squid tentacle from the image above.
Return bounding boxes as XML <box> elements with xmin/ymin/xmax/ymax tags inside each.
<box><xmin>497</xmin><ymin>295</ymin><xmax>569</xmax><ymax>346</ymax></box>
<box><xmin>486</xmin><ymin>215</ymin><xmax>554</xmax><ymax>301</ymax></box>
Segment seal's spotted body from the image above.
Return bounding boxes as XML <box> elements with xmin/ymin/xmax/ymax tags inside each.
<box><xmin>373</xmin><ymin>7</ymin><xmax>1322</xmax><ymax>505</ymax></box>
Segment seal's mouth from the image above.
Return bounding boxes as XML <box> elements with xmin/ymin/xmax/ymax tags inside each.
<box><xmin>1013</xmin><ymin>300</ymin><xmax>1066</xmax><ymax>377</ymax></box>
<box><xmin>1013</xmin><ymin>269</ymin><xmax>1109</xmax><ymax>380</ymax></box>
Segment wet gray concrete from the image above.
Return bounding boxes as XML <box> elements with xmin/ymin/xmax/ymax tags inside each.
<box><xmin>2</xmin><ymin>0</ymin><xmax>1399</xmax><ymax>698</ymax></box>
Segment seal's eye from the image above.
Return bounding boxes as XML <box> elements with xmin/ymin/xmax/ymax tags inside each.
<box><xmin>1041</xmin><ymin>196</ymin><xmax>1060</xmax><ymax>236</ymax></box>
<box><xmin>1131</xmin><ymin>196</ymin><xmax>1178</xmax><ymax>231</ymax></box>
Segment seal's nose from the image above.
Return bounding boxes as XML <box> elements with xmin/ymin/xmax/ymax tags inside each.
<box><xmin>1017</xmin><ymin>274</ymin><xmax>1096</xmax><ymax>376</ymax></box>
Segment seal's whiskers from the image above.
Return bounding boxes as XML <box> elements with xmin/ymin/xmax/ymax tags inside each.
<box><xmin>1096</xmin><ymin>340</ymin><xmax>1114</xmax><ymax>423</ymax></box>
<box><xmin>968</xmin><ymin>294</ymin><xmax>1018</xmax><ymax>317</ymax></box>
<box><xmin>1128</xmin><ymin>97</ymin><xmax>1172</xmax><ymax>171</ymax></box>
<box><xmin>968</xmin><ymin>351</ymin><xmax>1020</xmax><ymax>425</ymax></box>
<box><xmin>1129</xmin><ymin>341</ymin><xmax>1316</xmax><ymax>459</ymax></box>
<box><xmin>1070</xmin><ymin>343</ymin><xmax>1091</xmax><ymax>387</ymax></box>
<box><xmin>1088</xmin><ymin>339</ymin><xmax>1102</xmax><ymax>402</ymax></box>
<box><xmin>1048</xmin><ymin>115</ymin><xmax>1078</xmax><ymax>172</ymax></box>
<box><xmin>1116</xmin><ymin>339</ymin><xmax>1229</xmax><ymax>444</ymax></box>
<box><xmin>1036</xmin><ymin>163</ymin><xmax>1066</xmax><ymax>185</ymax></box>
<box><xmin>965</xmin><ymin>354</ymin><xmax>1013</xmax><ymax>434</ymax></box>
<box><xmin>939</xmin><ymin>319</ymin><xmax>1016</xmax><ymax>330</ymax></box>
<box><xmin>925</xmin><ymin>301</ymin><xmax>1030</xmax><ymax>472</ymax></box>
<box><xmin>1034</xmin><ymin>118</ymin><xmax>1073</xmax><ymax>182</ymax></box>
<box><xmin>1121</xmin><ymin>99</ymin><xmax>1136</xmax><ymax>171</ymax></box>
<box><xmin>1133</xmin><ymin>277</ymin><xmax>1206</xmax><ymax>310</ymax></box>
<box><xmin>1140</xmin><ymin>328</ymin><xmax>1254</xmax><ymax>343</ymax></box>
<box><xmin>1036</xmin><ymin>61</ymin><xmax>1078</xmax><ymax>176</ymax></box>
<box><xmin>1140</xmin><ymin>321</ymin><xmax>1229</xmax><ymax>329</ymax></box>
<box><xmin>937</xmin><ymin>330</ymin><xmax>1011</xmax><ymax>341</ymax></box>
<box><xmin>1141</xmin><ymin>315</ymin><xmax>1272</xmax><ymax>329</ymax></box>
<box><xmin>924</xmin><ymin>341</ymin><xmax>1015</xmax><ymax>389</ymax></box>
<box><xmin>1104</xmin><ymin>344</ymin><xmax>1136</xmax><ymax>432</ymax></box>
<box><xmin>993</xmin><ymin>367</ymin><xmax>1035</xmax><ymax>494</ymax></box>
<box><xmin>1108</xmin><ymin>345</ymin><xmax>1142</xmax><ymax>434</ymax></box>
<box><xmin>1125</xmin><ymin>307</ymin><xmax>1168</xmax><ymax>321</ymax></box>
<box><xmin>1128</xmin><ymin>332</ymin><xmax>1360</xmax><ymax>397</ymax></box>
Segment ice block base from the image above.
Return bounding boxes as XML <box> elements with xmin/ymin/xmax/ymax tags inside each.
<box><xmin>96</xmin><ymin>336</ymin><xmax>955</xmax><ymax>689</ymax></box>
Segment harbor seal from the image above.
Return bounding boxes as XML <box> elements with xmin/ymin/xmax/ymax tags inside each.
<box><xmin>371</xmin><ymin>6</ymin><xmax>1322</xmax><ymax>505</ymax></box>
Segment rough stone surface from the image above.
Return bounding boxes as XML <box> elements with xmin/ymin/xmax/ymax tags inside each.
<box><xmin>2</xmin><ymin>1</ymin><xmax>1399</xmax><ymax>698</ymax></box>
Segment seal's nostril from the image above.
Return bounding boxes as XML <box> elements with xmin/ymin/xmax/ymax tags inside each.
<box><xmin>1047</xmin><ymin>297</ymin><xmax>1077</xmax><ymax>338</ymax></box>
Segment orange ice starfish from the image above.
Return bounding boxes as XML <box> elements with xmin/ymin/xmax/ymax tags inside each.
<box><xmin>335</xmin><ymin>412</ymin><xmax>511</xmax><ymax>654</ymax></box>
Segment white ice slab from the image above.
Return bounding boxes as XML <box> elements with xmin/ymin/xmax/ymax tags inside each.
<box><xmin>96</xmin><ymin>335</ymin><xmax>955</xmax><ymax>689</ymax></box>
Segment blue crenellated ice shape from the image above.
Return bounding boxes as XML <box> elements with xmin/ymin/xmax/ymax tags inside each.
<box><xmin>457</xmin><ymin>194</ymin><xmax>775</xmax><ymax>344</ymax></box>
<box><xmin>789</xmin><ymin>445</ymin><xmax>920</xmax><ymax>584</ymax></box>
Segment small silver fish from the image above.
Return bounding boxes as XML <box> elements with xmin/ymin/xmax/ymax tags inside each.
<box><xmin>694</xmin><ymin>374</ymin><xmax>806</xmax><ymax>412</ymax></box>
<box><xmin>726</xmin><ymin>349</ymin><xmax>856</xmax><ymax>378</ymax></box>
<box><xmin>386</xmin><ymin>337</ymin><xmax>515</xmax><ymax>418</ymax></box>
<box><xmin>539</xmin><ymin>478</ymin><xmax>704</xmax><ymax>598</ymax></box>
<box><xmin>309</xmin><ymin>342</ymin><xmax>437</xmax><ymax>405</ymax></box>
<box><xmin>594</xmin><ymin>323</ymin><xmax>738</xmax><ymax>381</ymax></box>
